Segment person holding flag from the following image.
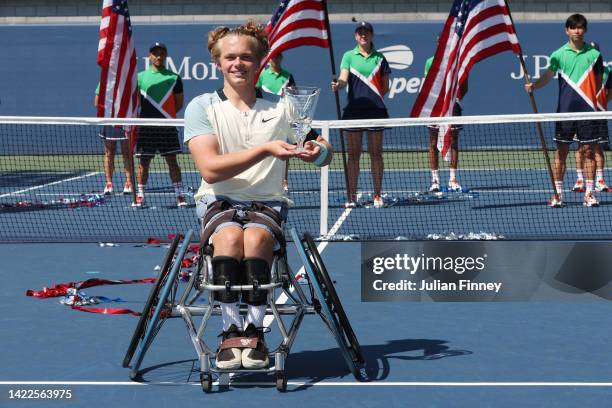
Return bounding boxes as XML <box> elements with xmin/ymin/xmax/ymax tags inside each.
<box><xmin>423</xmin><ymin>46</ymin><xmax>468</xmax><ymax>192</ymax></box>
<box><xmin>412</xmin><ymin>0</ymin><xmax>523</xmax><ymax>197</ymax></box>
<box><xmin>525</xmin><ymin>14</ymin><xmax>603</xmax><ymax>208</ymax></box>
<box><xmin>571</xmin><ymin>41</ymin><xmax>610</xmax><ymax>194</ymax></box>
<box><xmin>332</xmin><ymin>21</ymin><xmax>391</xmax><ymax>209</ymax></box>
<box><xmin>96</xmin><ymin>0</ymin><xmax>139</xmax><ymax>199</ymax></box>
<box><xmin>134</xmin><ymin>42</ymin><xmax>186</xmax><ymax>208</ymax></box>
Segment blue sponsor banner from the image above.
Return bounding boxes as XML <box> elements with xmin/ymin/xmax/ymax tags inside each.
<box><xmin>2</xmin><ymin>21</ymin><xmax>611</xmax><ymax>118</ymax></box>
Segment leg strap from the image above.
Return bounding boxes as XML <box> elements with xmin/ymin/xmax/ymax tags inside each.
<box><xmin>212</xmin><ymin>256</ymin><xmax>241</xmax><ymax>303</ymax></box>
<box><xmin>242</xmin><ymin>258</ymin><xmax>270</xmax><ymax>306</ymax></box>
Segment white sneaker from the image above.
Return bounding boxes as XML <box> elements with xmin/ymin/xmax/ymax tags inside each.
<box><xmin>373</xmin><ymin>195</ymin><xmax>384</xmax><ymax>208</ymax></box>
<box><xmin>583</xmin><ymin>193</ymin><xmax>599</xmax><ymax>207</ymax></box>
<box><xmin>131</xmin><ymin>195</ymin><xmax>145</xmax><ymax>207</ymax></box>
<box><xmin>216</xmin><ymin>324</ymin><xmax>243</xmax><ymax>370</ymax></box>
<box><xmin>176</xmin><ymin>195</ymin><xmax>188</xmax><ymax>208</ymax></box>
<box><xmin>572</xmin><ymin>179</ymin><xmax>585</xmax><ymax>192</ymax></box>
<box><xmin>241</xmin><ymin>324</ymin><xmax>269</xmax><ymax>369</ymax></box>
<box><xmin>429</xmin><ymin>181</ymin><xmax>440</xmax><ymax>192</ymax></box>
<box><xmin>122</xmin><ymin>183</ymin><xmax>133</xmax><ymax>194</ymax></box>
<box><xmin>103</xmin><ymin>182</ymin><xmax>113</xmax><ymax>196</ymax></box>
<box><xmin>344</xmin><ymin>195</ymin><xmax>357</xmax><ymax>208</ymax></box>
<box><xmin>595</xmin><ymin>179</ymin><xmax>609</xmax><ymax>192</ymax></box>
<box><xmin>448</xmin><ymin>179</ymin><xmax>462</xmax><ymax>191</ymax></box>
<box><xmin>549</xmin><ymin>195</ymin><xmax>563</xmax><ymax>208</ymax></box>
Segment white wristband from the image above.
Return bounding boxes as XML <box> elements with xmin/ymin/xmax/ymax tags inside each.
<box><xmin>312</xmin><ymin>141</ymin><xmax>329</xmax><ymax>167</ymax></box>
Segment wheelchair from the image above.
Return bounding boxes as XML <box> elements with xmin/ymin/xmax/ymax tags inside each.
<box><xmin>122</xmin><ymin>226</ymin><xmax>364</xmax><ymax>392</ymax></box>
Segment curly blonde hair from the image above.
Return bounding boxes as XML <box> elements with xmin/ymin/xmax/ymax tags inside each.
<box><xmin>207</xmin><ymin>20</ymin><xmax>269</xmax><ymax>64</ymax></box>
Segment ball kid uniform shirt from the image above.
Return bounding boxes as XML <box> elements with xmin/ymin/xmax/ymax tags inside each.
<box><xmin>340</xmin><ymin>45</ymin><xmax>391</xmax><ymax>119</ymax></box>
<box><xmin>256</xmin><ymin>67</ymin><xmax>295</xmax><ymax>96</ymax></box>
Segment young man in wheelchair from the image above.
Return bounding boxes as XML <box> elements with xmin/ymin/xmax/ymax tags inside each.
<box><xmin>184</xmin><ymin>21</ymin><xmax>332</xmax><ymax>370</ymax></box>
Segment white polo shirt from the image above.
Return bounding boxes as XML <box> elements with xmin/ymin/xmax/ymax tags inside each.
<box><xmin>184</xmin><ymin>89</ymin><xmax>295</xmax><ymax>203</ymax></box>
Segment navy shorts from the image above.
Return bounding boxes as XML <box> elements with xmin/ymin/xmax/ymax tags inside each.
<box><xmin>427</xmin><ymin>103</ymin><xmax>463</xmax><ymax>132</ymax></box>
<box><xmin>98</xmin><ymin>126</ymin><xmax>128</xmax><ymax>141</ymax></box>
<box><xmin>555</xmin><ymin>120</ymin><xmax>601</xmax><ymax>144</ymax></box>
<box><xmin>135</xmin><ymin>126</ymin><xmax>182</xmax><ymax>157</ymax></box>
<box><xmin>595</xmin><ymin>120</ymin><xmax>610</xmax><ymax>145</ymax></box>
<box><xmin>342</xmin><ymin>108</ymin><xmax>389</xmax><ymax>132</ymax></box>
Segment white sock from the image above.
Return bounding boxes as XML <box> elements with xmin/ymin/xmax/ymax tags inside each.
<box><xmin>431</xmin><ymin>170</ymin><xmax>439</xmax><ymax>183</ymax></box>
<box><xmin>586</xmin><ymin>179</ymin><xmax>594</xmax><ymax>194</ymax></box>
<box><xmin>555</xmin><ymin>181</ymin><xmax>563</xmax><ymax>199</ymax></box>
<box><xmin>245</xmin><ymin>305</ymin><xmax>266</xmax><ymax>329</ymax></box>
<box><xmin>221</xmin><ymin>302</ymin><xmax>242</xmax><ymax>331</ymax></box>
<box><xmin>596</xmin><ymin>169</ymin><xmax>604</xmax><ymax>182</ymax></box>
<box><xmin>137</xmin><ymin>184</ymin><xmax>145</xmax><ymax>197</ymax></box>
<box><xmin>576</xmin><ymin>169</ymin><xmax>584</xmax><ymax>181</ymax></box>
<box><xmin>450</xmin><ymin>168</ymin><xmax>457</xmax><ymax>181</ymax></box>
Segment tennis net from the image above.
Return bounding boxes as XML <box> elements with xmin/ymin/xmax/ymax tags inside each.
<box><xmin>1</xmin><ymin>112</ymin><xmax>611</xmax><ymax>242</ymax></box>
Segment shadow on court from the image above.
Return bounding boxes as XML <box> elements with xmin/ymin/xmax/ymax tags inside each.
<box><xmin>132</xmin><ymin>338</ymin><xmax>472</xmax><ymax>392</ymax></box>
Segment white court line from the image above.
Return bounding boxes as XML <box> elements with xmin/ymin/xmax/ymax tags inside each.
<box><xmin>2</xmin><ymin>381</ymin><xmax>612</xmax><ymax>387</ymax></box>
<box><xmin>262</xmin><ymin>202</ymin><xmax>355</xmax><ymax>327</ymax></box>
<box><xmin>0</xmin><ymin>172</ymin><xmax>100</xmax><ymax>199</ymax></box>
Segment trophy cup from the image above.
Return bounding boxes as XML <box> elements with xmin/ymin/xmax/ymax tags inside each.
<box><xmin>283</xmin><ymin>86</ymin><xmax>320</xmax><ymax>151</ymax></box>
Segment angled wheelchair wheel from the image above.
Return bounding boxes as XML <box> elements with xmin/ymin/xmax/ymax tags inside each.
<box><xmin>290</xmin><ymin>229</ymin><xmax>364</xmax><ymax>380</ymax></box>
<box><xmin>127</xmin><ymin>230</ymin><xmax>194</xmax><ymax>380</ymax></box>
<box><xmin>122</xmin><ymin>233</ymin><xmax>182</xmax><ymax>368</ymax></box>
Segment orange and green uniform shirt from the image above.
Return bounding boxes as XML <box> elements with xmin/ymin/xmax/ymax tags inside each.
<box><xmin>548</xmin><ymin>42</ymin><xmax>603</xmax><ymax>112</ymax></box>
<box><xmin>340</xmin><ymin>45</ymin><xmax>391</xmax><ymax>112</ymax></box>
<box><xmin>137</xmin><ymin>67</ymin><xmax>183</xmax><ymax>118</ymax></box>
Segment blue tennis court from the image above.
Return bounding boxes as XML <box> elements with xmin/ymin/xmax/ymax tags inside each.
<box><xmin>2</xmin><ymin>240</ymin><xmax>612</xmax><ymax>407</ymax></box>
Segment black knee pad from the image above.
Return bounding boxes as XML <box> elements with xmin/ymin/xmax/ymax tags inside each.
<box><xmin>242</xmin><ymin>258</ymin><xmax>270</xmax><ymax>306</ymax></box>
<box><xmin>212</xmin><ymin>256</ymin><xmax>242</xmax><ymax>303</ymax></box>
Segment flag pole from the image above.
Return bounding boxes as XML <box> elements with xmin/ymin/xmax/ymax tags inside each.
<box><xmin>321</xmin><ymin>0</ymin><xmax>350</xmax><ymax>201</ymax></box>
<box><xmin>504</xmin><ymin>1</ymin><xmax>559</xmax><ymax>201</ymax></box>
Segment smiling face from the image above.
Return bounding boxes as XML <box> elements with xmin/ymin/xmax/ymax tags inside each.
<box><xmin>216</xmin><ymin>34</ymin><xmax>259</xmax><ymax>89</ymax></box>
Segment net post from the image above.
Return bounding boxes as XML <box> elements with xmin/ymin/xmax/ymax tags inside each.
<box><xmin>319</xmin><ymin>122</ymin><xmax>330</xmax><ymax>238</ymax></box>
<box><xmin>127</xmin><ymin>125</ymin><xmax>138</xmax><ymax>205</ymax></box>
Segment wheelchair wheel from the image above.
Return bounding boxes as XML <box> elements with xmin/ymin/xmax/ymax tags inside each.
<box><xmin>200</xmin><ymin>372</ymin><xmax>213</xmax><ymax>393</ymax></box>
<box><xmin>276</xmin><ymin>371</ymin><xmax>287</xmax><ymax>392</ymax></box>
<box><xmin>128</xmin><ymin>230</ymin><xmax>194</xmax><ymax>380</ymax></box>
<box><xmin>303</xmin><ymin>232</ymin><xmax>365</xmax><ymax>365</ymax></box>
<box><xmin>122</xmin><ymin>233</ymin><xmax>182</xmax><ymax>368</ymax></box>
<box><xmin>290</xmin><ymin>228</ymin><xmax>364</xmax><ymax>380</ymax></box>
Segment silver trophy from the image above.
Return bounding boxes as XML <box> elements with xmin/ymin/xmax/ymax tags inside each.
<box><xmin>284</xmin><ymin>86</ymin><xmax>320</xmax><ymax>151</ymax></box>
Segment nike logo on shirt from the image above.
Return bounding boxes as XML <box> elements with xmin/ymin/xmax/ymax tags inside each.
<box><xmin>262</xmin><ymin>116</ymin><xmax>276</xmax><ymax>123</ymax></box>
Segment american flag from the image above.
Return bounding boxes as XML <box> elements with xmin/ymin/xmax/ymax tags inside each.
<box><xmin>256</xmin><ymin>0</ymin><xmax>329</xmax><ymax>81</ymax></box>
<box><xmin>97</xmin><ymin>0</ymin><xmax>138</xmax><ymax>118</ymax></box>
<box><xmin>411</xmin><ymin>0</ymin><xmax>522</xmax><ymax>159</ymax></box>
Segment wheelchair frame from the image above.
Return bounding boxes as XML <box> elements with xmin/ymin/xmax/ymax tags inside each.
<box><xmin>123</xmin><ymin>228</ymin><xmax>364</xmax><ymax>392</ymax></box>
